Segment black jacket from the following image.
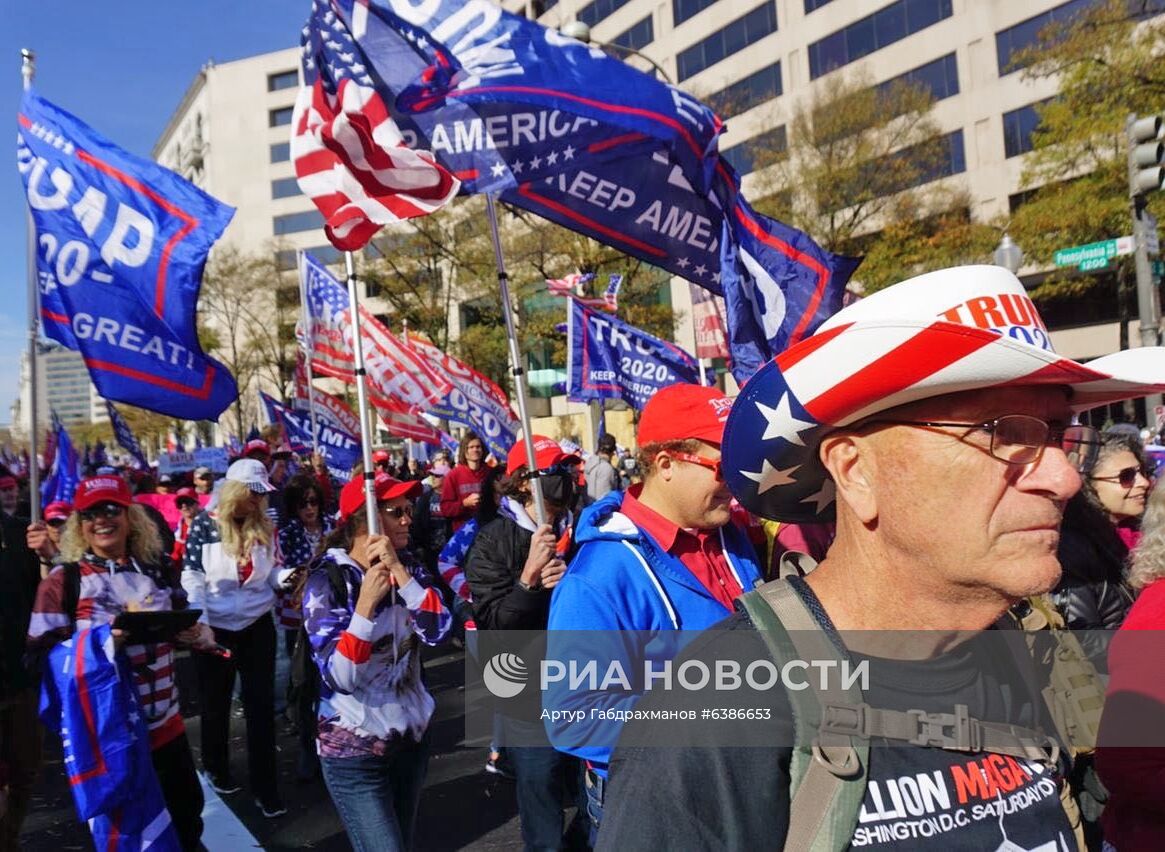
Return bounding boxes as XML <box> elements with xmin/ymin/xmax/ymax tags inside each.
<box><xmin>1053</xmin><ymin>497</ymin><xmax>1134</xmax><ymax>672</ymax></box>
<box><xmin>0</xmin><ymin>514</ymin><xmax>41</xmax><ymax>698</ymax></box>
<box><xmin>464</xmin><ymin>515</ymin><xmax>552</xmax><ymax>630</ymax></box>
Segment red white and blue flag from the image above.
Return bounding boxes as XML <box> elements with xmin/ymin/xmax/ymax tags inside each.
<box><xmin>292</xmin><ymin>0</ymin><xmax>458</xmax><ymax>250</ymax></box>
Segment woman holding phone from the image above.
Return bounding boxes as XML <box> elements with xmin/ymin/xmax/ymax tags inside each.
<box><xmin>303</xmin><ymin>472</ymin><xmax>452</xmax><ymax>852</ymax></box>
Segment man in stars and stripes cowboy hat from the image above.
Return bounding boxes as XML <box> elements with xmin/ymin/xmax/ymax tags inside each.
<box><xmin>596</xmin><ymin>265</ymin><xmax>1165</xmax><ymax>851</ymax></box>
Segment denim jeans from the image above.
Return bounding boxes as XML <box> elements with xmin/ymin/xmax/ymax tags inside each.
<box><xmin>320</xmin><ymin>731</ymin><xmax>431</xmax><ymax>852</ymax></box>
<box><xmin>583</xmin><ymin>768</ymin><xmax>605</xmax><ymax>848</ymax></box>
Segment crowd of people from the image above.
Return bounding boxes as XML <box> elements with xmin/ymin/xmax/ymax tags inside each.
<box><xmin>4</xmin><ymin>265</ymin><xmax>1165</xmax><ymax>850</ymax></box>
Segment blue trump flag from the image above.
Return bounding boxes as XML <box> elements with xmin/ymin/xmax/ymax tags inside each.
<box><xmin>41</xmin><ymin>413</ymin><xmax>81</xmax><ymax>509</ymax></box>
<box><xmin>567</xmin><ymin>299</ymin><xmax>702</xmax><ymax>411</ymax></box>
<box><xmin>105</xmin><ymin>401</ymin><xmax>149</xmax><ymax>469</ymax></box>
<box><xmin>261</xmin><ymin>393</ymin><xmax>359</xmax><ymax>482</ymax></box>
<box><xmin>18</xmin><ymin>91</ymin><xmax>238</xmax><ymax>420</ymax></box>
<box><xmin>321</xmin><ymin>1</ymin><xmax>857</xmax><ymax>384</ymax></box>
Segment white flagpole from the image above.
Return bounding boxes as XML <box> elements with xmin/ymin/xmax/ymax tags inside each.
<box><xmin>698</xmin><ymin>358</ymin><xmax>708</xmax><ymax>386</ymax></box>
<box><xmin>485</xmin><ymin>194</ymin><xmax>545</xmax><ymax>524</ymax></box>
<box><xmin>344</xmin><ymin>251</ymin><xmax>380</xmax><ymax>535</ymax></box>
<box><xmin>297</xmin><ymin>251</ymin><xmax>320</xmax><ymax>455</ymax></box>
<box><xmin>565</xmin><ymin>295</ymin><xmax>574</xmax><ymax>397</ymax></box>
<box><xmin>22</xmin><ymin>49</ymin><xmax>41</xmax><ymax>523</ymax></box>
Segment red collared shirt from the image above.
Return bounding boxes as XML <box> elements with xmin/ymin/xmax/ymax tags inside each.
<box><xmin>620</xmin><ymin>486</ymin><xmax>742</xmax><ymax>611</ymax></box>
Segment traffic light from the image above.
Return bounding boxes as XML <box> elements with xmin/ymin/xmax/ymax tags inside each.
<box><xmin>1129</xmin><ymin>114</ymin><xmax>1165</xmax><ymax>195</ymax></box>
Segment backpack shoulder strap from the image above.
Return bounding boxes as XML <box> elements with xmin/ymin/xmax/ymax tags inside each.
<box><xmin>739</xmin><ymin>579</ymin><xmax>868</xmax><ymax>852</ymax></box>
<box><xmin>61</xmin><ymin>561</ymin><xmax>81</xmax><ymax>629</ymax></box>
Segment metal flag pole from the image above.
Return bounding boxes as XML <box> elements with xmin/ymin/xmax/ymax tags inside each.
<box><xmin>22</xmin><ymin>49</ymin><xmax>41</xmax><ymax>523</ymax></box>
<box><xmin>344</xmin><ymin>251</ymin><xmax>380</xmax><ymax>535</ymax></box>
<box><xmin>485</xmin><ymin>194</ymin><xmax>546</xmax><ymax>524</ymax></box>
<box><xmin>297</xmin><ymin>251</ymin><xmax>321</xmax><ymax>455</ymax></box>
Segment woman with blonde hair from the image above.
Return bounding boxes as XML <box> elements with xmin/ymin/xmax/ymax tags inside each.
<box><xmin>28</xmin><ymin>476</ymin><xmax>212</xmax><ymax>850</ymax></box>
<box><xmin>181</xmin><ymin>458</ymin><xmax>287</xmax><ymax>817</ymax></box>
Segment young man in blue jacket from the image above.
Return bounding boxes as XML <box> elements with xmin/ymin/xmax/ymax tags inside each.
<box><xmin>546</xmin><ymin>383</ymin><xmax>764</xmax><ymax>842</ymax></box>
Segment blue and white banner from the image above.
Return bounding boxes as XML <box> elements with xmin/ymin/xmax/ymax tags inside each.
<box><xmin>18</xmin><ymin>91</ymin><xmax>238</xmax><ymax>420</ymax></box>
<box><xmin>104</xmin><ymin>401</ymin><xmax>149</xmax><ymax>469</ymax></box>
<box><xmin>323</xmin><ymin>1</ymin><xmax>858</xmax><ymax>384</ymax></box>
<box><xmin>262</xmin><ymin>393</ymin><xmax>359</xmax><ymax>481</ymax></box>
<box><xmin>567</xmin><ymin>299</ymin><xmax>702</xmax><ymax>411</ymax></box>
<box><xmin>41</xmin><ymin>413</ymin><xmax>81</xmax><ymax>509</ymax></box>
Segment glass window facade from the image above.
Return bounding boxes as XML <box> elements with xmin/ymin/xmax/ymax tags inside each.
<box><xmin>612</xmin><ymin>15</ymin><xmax>654</xmax><ymax>50</ymax></box>
<box><xmin>579</xmin><ymin>0</ymin><xmax>630</xmax><ymax>27</ymax></box>
<box><xmin>1002</xmin><ymin>103</ymin><xmax>1046</xmax><ymax>158</ymax></box>
<box><xmin>673</xmin><ymin>0</ymin><xmax>720</xmax><ymax>26</ymax></box>
<box><xmin>804</xmin><ymin>0</ymin><xmax>837</xmax><ymax>12</ymax></box>
<box><xmin>275</xmin><ymin>245</ymin><xmax>344</xmax><ymax>271</ymax></box>
<box><xmin>677</xmin><ymin>3</ymin><xmax>777</xmax><ymax>82</ymax></box>
<box><xmin>271</xmin><ymin>177</ymin><xmax>301</xmax><ymax>199</ymax></box>
<box><xmin>268</xmin><ymin>70</ymin><xmax>299</xmax><ymax>92</ymax></box>
<box><xmin>721</xmin><ymin>126</ymin><xmax>788</xmax><ymax>175</ymax></box>
<box><xmin>875</xmin><ymin>53</ymin><xmax>959</xmax><ymax>103</ymax></box>
<box><xmin>808</xmin><ymin>0</ymin><xmax>953</xmax><ymax>80</ymax></box>
<box><xmin>273</xmin><ymin>209</ymin><xmax>325</xmax><ymax>235</ymax></box>
<box><xmin>270</xmin><ymin>142</ymin><xmax>290</xmax><ymax>163</ymax></box>
<box><xmin>269</xmin><ymin>106</ymin><xmax>294</xmax><ymax>128</ymax></box>
<box><xmin>707</xmin><ymin>62</ymin><xmax>782</xmax><ymax>117</ymax></box>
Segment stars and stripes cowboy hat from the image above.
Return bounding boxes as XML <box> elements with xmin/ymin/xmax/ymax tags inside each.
<box><xmin>722</xmin><ymin>265</ymin><xmax>1165</xmax><ymax>522</ymax></box>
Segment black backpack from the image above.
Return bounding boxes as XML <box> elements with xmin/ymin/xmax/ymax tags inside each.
<box><xmin>288</xmin><ymin>559</ymin><xmax>352</xmax><ymax>718</ymax></box>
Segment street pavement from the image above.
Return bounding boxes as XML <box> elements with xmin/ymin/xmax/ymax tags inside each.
<box><xmin>19</xmin><ymin>642</ymin><xmax>571</xmax><ymax>851</ymax></box>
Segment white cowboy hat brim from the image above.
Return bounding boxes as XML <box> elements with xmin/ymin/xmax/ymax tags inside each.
<box><xmin>722</xmin><ymin>319</ymin><xmax>1165</xmax><ymax>523</ymax></box>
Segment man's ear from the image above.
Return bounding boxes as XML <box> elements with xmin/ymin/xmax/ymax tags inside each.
<box><xmin>652</xmin><ymin>451</ymin><xmax>676</xmax><ymax>482</ymax></box>
<box><xmin>819</xmin><ymin>433</ymin><xmax>877</xmax><ymax>524</ymax></box>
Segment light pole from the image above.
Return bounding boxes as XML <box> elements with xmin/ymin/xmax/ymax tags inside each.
<box><xmin>993</xmin><ymin>232</ymin><xmax>1024</xmax><ymax>274</ymax></box>
<box><xmin>559</xmin><ymin>21</ymin><xmax>674</xmax><ymax>84</ymax></box>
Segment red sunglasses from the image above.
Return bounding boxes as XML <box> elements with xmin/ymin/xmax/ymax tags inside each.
<box><xmin>667</xmin><ymin>452</ymin><xmax>723</xmax><ymax>480</ymax></box>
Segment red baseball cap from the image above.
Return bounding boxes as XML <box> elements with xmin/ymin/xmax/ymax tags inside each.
<box><xmin>0</xmin><ymin>476</ymin><xmax>16</xmax><ymax>490</ymax></box>
<box><xmin>244</xmin><ymin>439</ymin><xmax>270</xmax><ymax>458</ymax></box>
<box><xmin>175</xmin><ymin>487</ymin><xmax>199</xmax><ymax>507</ymax></box>
<box><xmin>506</xmin><ymin>435</ymin><xmax>581</xmax><ymax>476</ymax></box>
<box><xmin>44</xmin><ymin>501</ymin><xmax>73</xmax><ymax>522</ymax></box>
<box><xmin>73</xmin><ymin>476</ymin><xmax>133</xmax><ymax>511</ymax></box>
<box><xmin>372</xmin><ymin>449</ymin><xmax>391</xmax><ymax>464</ymax></box>
<box><xmin>637</xmin><ymin>384</ymin><xmax>734</xmax><ymax>447</ymax></box>
<box><xmin>338</xmin><ymin>472</ymin><xmax>423</xmax><ymax>522</ymax></box>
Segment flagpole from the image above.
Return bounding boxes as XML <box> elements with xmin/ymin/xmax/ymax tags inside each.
<box><xmin>297</xmin><ymin>251</ymin><xmax>320</xmax><ymax>455</ymax></box>
<box><xmin>22</xmin><ymin>49</ymin><xmax>41</xmax><ymax>523</ymax></box>
<box><xmin>485</xmin><ymin>194</ymin><xmax>545</xmax><ymax>525</ymax></box>
<box><xmin>344</xmin><ymin>251</ymin><xmax>380</xmax><ymax>535</ymax></box>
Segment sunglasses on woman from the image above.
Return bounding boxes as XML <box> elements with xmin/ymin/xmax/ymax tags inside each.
<box><xmin>79</xmin><ymin>504</ymin><xmax>125</xmax><ymax>522</ymax></box>
<box><xmin>302</xmin><ymin>498</ymin><xmax>320</xmax><ymax>507</ymax></box>
<box><xmin>1090</xmin><ymin>466</ymin><xmax>1145</xmax><ymax>489</ymax></box>
<box><xmin>379</xmin><ymin>503</ymin><xmax>414</xmax><ymax>520</ymax></box>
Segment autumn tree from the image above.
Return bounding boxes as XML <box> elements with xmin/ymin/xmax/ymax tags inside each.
<box><xmin>1006</xmin><ymin>0</ymin><xmax>1165</xmax><ymax>336</ymax></box>
<box><xmin>729</xmin><ymin>71</ymin><xmax>998</xmax><ymax>291</ymax></box>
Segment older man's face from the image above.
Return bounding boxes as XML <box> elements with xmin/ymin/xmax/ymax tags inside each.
<box><xmin>859</xmin><ymin>385</ymin><xmax>1081</xmax><ymax>603</ymax></box>
<box><xmin>0</xmin><ymin>484</ymin><xmax>17</xmax><ymax>514</ymax></box>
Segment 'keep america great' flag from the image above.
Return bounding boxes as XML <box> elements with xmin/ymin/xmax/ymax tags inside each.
<box><xmin>18</xmin><ymin>91</ymin><xmax>238</xmax><ymax>421</ymax></box>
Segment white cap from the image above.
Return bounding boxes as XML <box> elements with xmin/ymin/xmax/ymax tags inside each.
<box><xmin>225</xmin><ymin>458</ymin><xmax>276</xmax><ymax>493</ymax></box>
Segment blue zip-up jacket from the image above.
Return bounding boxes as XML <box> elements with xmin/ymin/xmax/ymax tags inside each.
<box><xmin>546</xmin><ymin>490</ymin><xmax>763</xmax><ymax>776</ymax></box>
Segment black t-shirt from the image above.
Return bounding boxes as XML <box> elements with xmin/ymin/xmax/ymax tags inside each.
<box><xmin>596</xmin><ymin>590</ymin><xmax>1073</xmax><ymax>851</ymax></box>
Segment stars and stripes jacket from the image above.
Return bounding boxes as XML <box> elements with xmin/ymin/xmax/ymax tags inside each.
<box><xmin>303</xmin><ymin>547</ymin><xmax>452</xmax><ymax>752</ymax></box>
<box><xmin>276</xmin><ymin>517</ymin><xmax>333</xmax><ymax>629</ymax></box>
<box><xmin>28</xmin><ymin>553</ymin><xmax>186</xmax><ymax>750</ymax></box>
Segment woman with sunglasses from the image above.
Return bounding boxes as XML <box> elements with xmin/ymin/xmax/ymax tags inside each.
<box><xmin>181</xmin><ymin>458</ymin><xmax>287</xmax><ymax>817</ymax></box>
<box><xmin>302</xmin><ymin>472</ymin><xmax>451</xmax><ymax>852</ymax></box>
<box><xmin>276</xmin><ymin>474</ymin><xmax>334</xmax><ymax>780</ymax></box>
<box><xmin>1054</xmin><ymin>432</ymin><xmax>1147</xmax><ymax>667</ymax></box>
<box><xmin>27</xmin><ymin>476</ymin><xmax>213</xmax><ymax>851</ymax></box>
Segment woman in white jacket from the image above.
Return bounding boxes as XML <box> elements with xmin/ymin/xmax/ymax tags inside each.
<box><xmin>181</xmin><ymin>458</ymin><xmax>287</xmax><ymax>817</ymax></box>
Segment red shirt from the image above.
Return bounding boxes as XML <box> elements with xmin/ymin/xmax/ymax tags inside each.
<box><xmin>620</xmin><ymin>486</ymin><xmax>742</xmax><ymax>611</ymax></box>
<box><xmin>439</xmin><ymin>464</ymin><xmax>490</xmax><ymax>530</ymax></box>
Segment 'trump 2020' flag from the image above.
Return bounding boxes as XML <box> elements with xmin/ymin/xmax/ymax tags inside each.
<box><xmin>403</xmin><ymin>334</ymin><xmax>519</xmax><ymax>459</ymax></box>
<box><xmin>104</xmin><ymin>401</ymin><xmax>149</xmax><ymax>469</ymax></box>
<box><xmin>298</xmin><ymin>252</ymin><xmax>451</xmax><ymax>408</ymax></box>
<box><xmin>262</xmin><ymin>393</ymin><xmax>359</xmax><ymax>481</ymax></box>
<box><xmin>18</xmin><ymin>91</ymin><xmax>238</xmax><ymax>420</ymax></box>
<box><xmin>567</xmin><ymin>299</ymin><xmax>702</xmax><ymax>411</ymax></box>
<box><xmin>292</xmin><ymin>0</ymin><xmax>459</xmax><ymax>250</ymax></box>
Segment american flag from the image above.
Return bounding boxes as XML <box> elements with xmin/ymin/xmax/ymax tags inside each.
<box><xmin>291</xmin><ymin>0</ymin><xmax>459</xmax><ymax>251</ymax></box>
<box><xmin>545</xmin><ymin>272</ymin><xmax>623</xmax><ymax>312</ymax></box>
<box><xmin>546</xmin><ymin>273</ymin><xmax>593</xmax><ymax>299</ymax></box>
<box><xmin>297</xmin><ymin>252</ymin><xmax>451</xmax><ymax>409</ymax></box>
<box><xmin>378</xmin><ymin>396</ymin><xmax>442</xmax><ymax>445</ymax></box>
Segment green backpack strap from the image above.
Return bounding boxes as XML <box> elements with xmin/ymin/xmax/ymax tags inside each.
<box><xmin>739</xmin><ymin>579</ymin><xmax>868</xmax><ymax>852</ymax></box>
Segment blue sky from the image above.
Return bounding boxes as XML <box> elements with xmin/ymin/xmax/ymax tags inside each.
<box><xmin>0</xmin><ymin>1</ymin><xmax>308</xmax><ymax>426</ymax></box>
